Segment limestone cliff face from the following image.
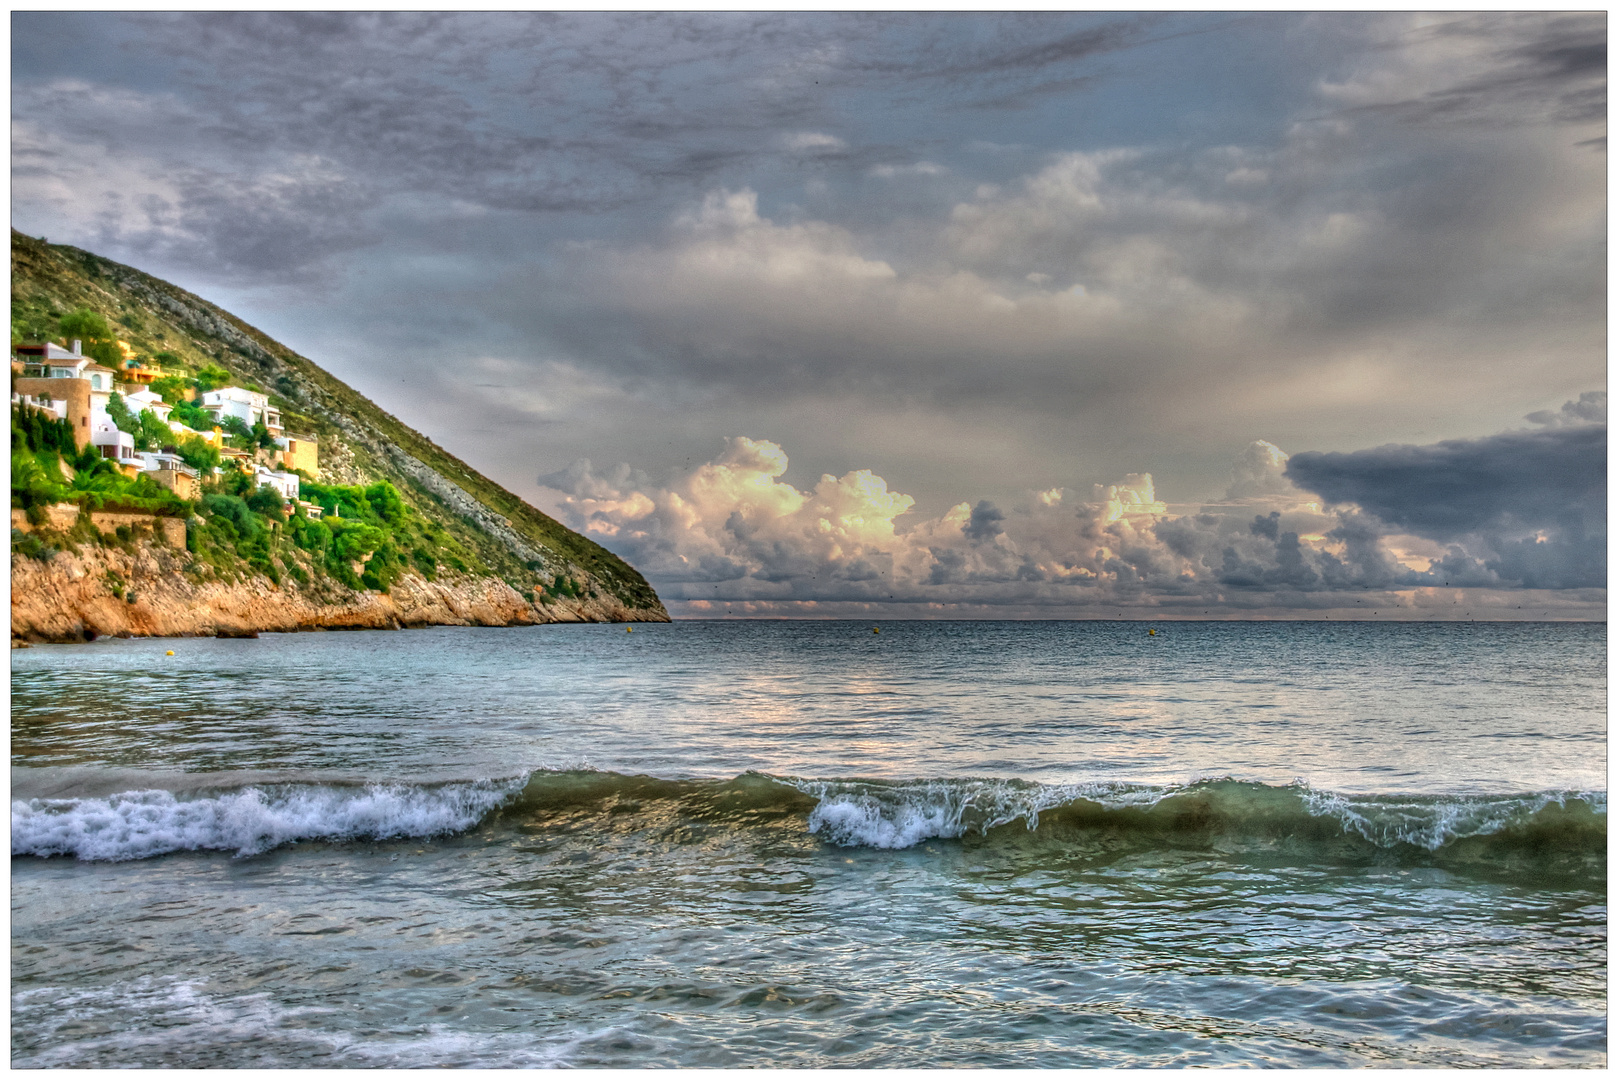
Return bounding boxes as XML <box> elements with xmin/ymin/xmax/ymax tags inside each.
<box><xmin>12</xmin><ymin>541</ymin><xmax>668</xmax><ymax>644</ymax></box>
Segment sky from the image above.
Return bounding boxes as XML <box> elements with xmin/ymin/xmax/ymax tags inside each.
<box><xmin>12</xmin><ymin>11</ymin><xmax>1607</xmax><ymax>618</ymax></box>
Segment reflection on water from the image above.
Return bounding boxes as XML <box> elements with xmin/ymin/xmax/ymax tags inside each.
<box><xmin>10</xmin><ymin>621</ymin><xmax>1608</xmax><ymax>792</ymax></box>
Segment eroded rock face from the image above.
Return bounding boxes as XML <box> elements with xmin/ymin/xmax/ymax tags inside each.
<box><xmin>11</xmin><ymin>540</ymin><xmax>668</xmax><ymax>644</ymax></box>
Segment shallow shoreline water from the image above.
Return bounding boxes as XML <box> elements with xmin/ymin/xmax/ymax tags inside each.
<box><xmin>12</xmin><ymin>621</ymin><xmax>1606</xmax><ymax>1067</ymax></box>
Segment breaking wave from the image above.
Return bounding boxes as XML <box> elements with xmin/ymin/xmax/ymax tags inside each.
<box><xmin>11</xmin><ymin>769</ymin><xmax>1605</xmax><ymax>867</ymax></box>
<box><xmin>11</xmin><ymin>778</ymin><xmax>524</xmax><ymax>861</ymax></box>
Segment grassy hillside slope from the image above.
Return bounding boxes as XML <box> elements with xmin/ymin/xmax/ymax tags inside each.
<box><xmin>11</xmin><ymin>230</ymin><xmax>665</xmax><ymax>616</ymax></box>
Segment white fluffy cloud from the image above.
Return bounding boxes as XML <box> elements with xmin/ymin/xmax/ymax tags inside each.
<box><xmin>540</xmin><ymin>421</ymin><xmax>1602</xmax><ymax>619</ymax></box>
<box><xmin>543</xmin><ymin>393</ymin><xmax>1605</xmax><ymax>615</ymax></box>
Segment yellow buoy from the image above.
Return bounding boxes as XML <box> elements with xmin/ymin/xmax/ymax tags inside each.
<box><xmin>166</xmin><ymin>650</ymin><xmax>175</xmax><ymax>655</ymax></box>
<box><xmin>872</xmin><ymin>627</ymin><xmax>880</xmax><ymax>634</ymax></box>
<box><xmin>626</xmin><ymin>626</ymin><xmax>633</xmax><ymax>633</ymax></box>
<box><xmin>1148</xmin><ymin>628</ymin><xmax>1157</xmax><ymax>636</ymax></box>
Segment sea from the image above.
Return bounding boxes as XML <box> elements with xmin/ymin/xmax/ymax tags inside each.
<box><xmin>10</xmin><ymin>619</ymin><xmax>1607</xmax><ymax>1068</ymax></box>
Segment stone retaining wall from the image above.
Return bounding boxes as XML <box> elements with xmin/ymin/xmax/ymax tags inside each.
<box><xmin>12</xmin><ymin>505</ymin><xmax>187</xmax><ymax>548</ymax></box>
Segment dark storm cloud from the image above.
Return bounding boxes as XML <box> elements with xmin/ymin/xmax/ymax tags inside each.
<box><xmin>962</xmin><ymin>500</ymin><xmax>1005</xmax><ymax>543</ymax></box>
<box><xmin>1286</xmin><ymin>422</ymin><xmax>1605</xmax><ymax>589</ymax></box>
<box><xmin>1285</xmin><ymin>426</ymin><xmax>1605</xmax><ymax>542</ymax></box>
<box><xmin>96</xmin><ymin>169</ymin><xmax>380</xmax><ymax>284</ymax></box>
<box><xmin>927</xmin><ymin>19</ymin><xmax>1153</xmax><ymax>77</ymax></box>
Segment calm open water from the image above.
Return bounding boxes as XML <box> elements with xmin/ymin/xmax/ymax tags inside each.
<box><xmin>10</xmin><ymin>620</ymin><xmax>1607</xmax><ymax>1067</ymax></box>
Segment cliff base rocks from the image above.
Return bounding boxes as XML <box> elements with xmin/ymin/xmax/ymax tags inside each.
<box><xmin>13</xmin><ymin>538</ymin><xmax>668</xmax><ymax>644</ymax></box>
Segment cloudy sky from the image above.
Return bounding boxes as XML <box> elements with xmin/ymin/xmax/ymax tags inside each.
<box><xmin>13</xmin><ymin>11</ymin><xmax>1606</xmax><ymax>617</ymax></box>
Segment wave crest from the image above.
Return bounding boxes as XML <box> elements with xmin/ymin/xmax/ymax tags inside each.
<box><xmin>11</xmin><ymin>779</ymin><xmax>526</xmax><ymax>861</ymax></box>
<box><xmin>10</xmin><ymin>770</ymin><xmax>1605</xmax><ymax>864</ymax></box>
<box><xmin>785</xmin><ymin>775</ymin><xmax>1605</xmax><ymax>856</ymax></box>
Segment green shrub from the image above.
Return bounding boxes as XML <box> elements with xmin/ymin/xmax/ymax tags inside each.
<box><xmin>12</xmin><ymin>529</ymin><xmax>56</xmax><ymax>562</ymax></box>
<box><xmin>12</xmin><ymin>402</ymin><xmax>78</xmax><ymax>457</ymax></box>
<box><xmin>171</xmin><ymin>399</ymin><xmax>214</xmax><ymax>431</ymax></box>
<box><xmin>330</xmin><ymin>520</ymin><xmax>385</xmax><ymax>563</ymax></box>
<box><xmin>201</xmin><ymin>493</ymin><xmax>263</xmax><ymax>542</ymax></box>
<box><xmin>59</xmin><ymin>307</ymin><xmax>112</xmax><ymax>343</ymax></box>
<box><xmin>411</xmin><ymin>545</ymin><xmax>439</xmax><ymax>580</ymax></box>
<box><xmin>292</xmin><ymin>517</ymin><xmax>331</xmax><ymax>554</ymax></box>
<box><xmin>194</xmin><ymin>364</ymin><xmax>231</xmax><ymax>394</ymax></box>
<box><xmin>105</xmin><ymin>392</ymin><xmax>138</xmax><ymax>436</ymax></box>
<box><xmin>174</xmin><ymin>434</ymin><xmax>220</xmax><ymax>474</ymax></box>
<box><xmin>244</xmin><ymin>485</ymin><xmax>287</xmax><ymax>520</ymax></box>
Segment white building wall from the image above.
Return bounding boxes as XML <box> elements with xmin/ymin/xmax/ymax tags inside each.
<box><xmin>90</xmin><ymin>419</ymin><xmax>138</xmax><ymax>461</ymax></box>
<box><xmin>254</xmin><ymin>467</ymin><xmax>300</xmax><ymax>501</ymax></box>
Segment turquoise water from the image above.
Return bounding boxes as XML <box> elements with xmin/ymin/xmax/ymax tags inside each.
<box><xmin>11</xmin><ymin>621</ymin><xmax>1607</xmax><ymax>1067</ymax></box>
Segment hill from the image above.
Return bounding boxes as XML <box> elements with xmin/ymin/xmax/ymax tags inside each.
<box><xmin>11</xmin><ymin>230</ymin><xmax>667</xmax><ymax>641</ymax></box>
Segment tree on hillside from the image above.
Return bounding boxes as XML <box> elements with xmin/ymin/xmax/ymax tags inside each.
<box><xmin>105</xmin><ymin>391</ymin><xmax>139</xmax><ymax>435</ymax></box>
<box><xmin>57</xmin><ymin>307</ymin><xmax>125</xmax><ymax>367</ymax></box>
<box><xmin>137</xmin><ymin>409</ymin><xmax>172</xmax><ymax>452</ymax></box>
<box><xmin>174</xmin><ymin>433</ymin><xmax>220</xmax><ymax>474</ymax></box>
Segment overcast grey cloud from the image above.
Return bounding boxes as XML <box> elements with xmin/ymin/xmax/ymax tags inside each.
<box><xmin>1286</xmin><ymin>413</ymin><xmax>1605</xmax><ymax>591</ymax></box>
<box><xmin>12</xmin><ymin>12</ymin><xmax>1604</xmax><ymax>617</ymax></box>
<box><xmin>1286</xmin><ymin>424</ymin><xmax>1605</xmax><ymax>542</ymax></box>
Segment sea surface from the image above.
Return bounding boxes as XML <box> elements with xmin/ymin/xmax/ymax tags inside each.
<box><xmin>10</xmin><ymin>620</ymin><xmax>1607</xmax><ymax>1068</ymax></box>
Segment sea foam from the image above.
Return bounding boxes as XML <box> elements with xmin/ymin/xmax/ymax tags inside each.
<box><xmin>11</xmin><ymin>778</ymin><xmax>527</xmax><ymax>861</ymax></box>
<box><xmin>794</xmin><ymin>777</ymin><xmax>1112</xmax><ymax>849</ymax></box>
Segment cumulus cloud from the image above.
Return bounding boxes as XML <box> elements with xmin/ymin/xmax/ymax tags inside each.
<box><xmin>541</xmin><ymin>411</ymin><xmax>1604</xmax><ymax>615</ymax></box>
<box><xmin>1224</xmin><ymin>439</ymin><xmax>1294</xmax><ymax>499</ymax></box>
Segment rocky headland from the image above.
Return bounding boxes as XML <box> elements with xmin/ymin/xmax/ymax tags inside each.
<box><xmin>13</xmin><ymin>533</ymin><xmax>663</xmax><ymax>644</ymax></box>
<box><xmin>12</xmin><ymin>232</ymin><xmax>669</xmax><ymax>642</ymax></box>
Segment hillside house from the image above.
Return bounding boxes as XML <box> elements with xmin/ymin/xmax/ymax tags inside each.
<box><xmin>14</xmin><ymin>340</ymin><xmax>123</xmax><ymax>390</ymax></box>
<box><xmin>124</xmin><ymin>388</ymin><xmax>174</xmax><ymax>425</ymax></box>
<box><xmin>201</xmin><ymin>387</ymin><xmax>282</xmax><ymax>436</ymax></box>
<box><xmin>274</xmin><ymin>433</ymin><xmax>319</xmax><ymax>476</ymax></box>
<box><xmin>90</xmin><ymin>419</ymin><xmax>141</xmax><ymax>476</ymax></box>
<box><xmin>111</xmin><ymin>341</ymin><xmax>164</xmax><ymax>386</ymax></box>
<box><xmin>254</xmin><ymin>465</ymin><xmax>301</xmax><ymax>503</ymax></box>
<box><xmin>16</xmin><ymin>339</ymin><xmax>89</xmax><ymax>378</ymax></box>
<box><xmin>138</xmin><ymin>451</ymin><xmax>200</xmax><ymax>499</ymax></box>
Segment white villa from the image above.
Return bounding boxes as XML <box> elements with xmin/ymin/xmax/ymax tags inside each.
<box><xmin>124</xmin><ymin>388</ymin><xmax>174</xmax><ymax>424</ymax></box>
<box><xmin>90</xmin><ymin>418</ymin><xmax>139</xmax><ymax>469</ymax></box>
<box><xmin>201</xmin><ymin>386</ymin><xmax>282</xmax><ymax>435</ymax></box>
<box><xmin>253</xmin><ymin>465</ymin><xmax>301</xmax><ymax>503</ymax></box>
